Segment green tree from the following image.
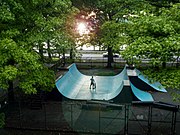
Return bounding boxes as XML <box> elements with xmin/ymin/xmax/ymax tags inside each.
<box><xmin>121</xmin><ymin>3</ymin><xmax>180</xmax><ymax>100</ymax></box>
<box><xmin>0</xmin><ymin>113</ymin><xmax>5</xmax><ymax>128</ymax></box>
<box><xmin>97</xmin><ymin>0</ymin><xmax>155</xmax><ymax>67</ymax></box>
<box><xmin>122</xmin><ymin>3</ymin><xmax>180</xmax><ymax>67</ymax></box>
<box><xmin>142</xmin><ymin>67</ymin><xmax>180</xmax><ymax>101</ymax></box>
<box><xmin>22</xmin><ymin>0</ymin><xmax>72</xmax><ymax>62</ymax></box>
<box><xmin>100</xmin><ymin>21</ymin><xmax>125</xmax><ymax>67</ymax></box>
<box><xmin>94</xmin><ymin>0</ymin><xmax>125</xmax><ymax>68</ymax></box>
<box><xmin>72</xmin><ymin>0</ymin><xmax>154</xmax><ymax>67</ymax></box>
<box><xmin>0</xmin><ymin>0</ymin><xmax>72</xmax><ymax>100</ymax></box>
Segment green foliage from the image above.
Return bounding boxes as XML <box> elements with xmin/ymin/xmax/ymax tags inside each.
<box><xmin>143</xmin><ymin>68</ymin><xmax>180</xmax><ymax>89</ymax></box>
<box><xmin>97</xmin><ymin>0</ymin><xmax>153</xmax><ymax>50</ymax></box>
<box><xmin>100</xmin><ymin>21</ymin><xmax>122</xmax><ymax>50</ymax></box>
<box><xmin>122</xmin><ymin>3</ymin><xmax>180</xmax><ymax>67</ymax></box>
<box><xmin>120</xmin><ymin>3</ymin><xmax>180</xmax><ymax>93</ymax></box>
<box><xmin>0</xmin><ymin>2</ymin><xmax>15</xmax><ymax>21</ymax></box>
<box><xmin>142</xmin><ymin>68</ymin><xmax>180</xmax><ymax>101</ymax></box>
<box><xmin>72</xmin><ymin>1</ymin><xmax>180</xmax><ymax>98</ymax></box>
<box><xmin>96</xmin><ymin>71</ymin><xmax>116</xmax><ymax>76</ymax></box>
<box><xmin>0</xmin><ymin>0</ymin><xmax>73</xmax><ymax>94</ymax></box>
<box><xmin>0</xmin><ymin>113</ymin><xmax>5</xmax><ymax>128</ymax></box>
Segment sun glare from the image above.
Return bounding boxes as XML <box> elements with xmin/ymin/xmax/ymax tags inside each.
<box><xmin>77</xmin><ymin>22</ymin><xmax>89</xmax><ymax>35</ymax></box>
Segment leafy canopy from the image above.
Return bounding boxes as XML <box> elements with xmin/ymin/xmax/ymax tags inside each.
<box><xmin>0</xmin><ymin>0</ymin><xmax>73</xmax><ymax>94</ymax></box>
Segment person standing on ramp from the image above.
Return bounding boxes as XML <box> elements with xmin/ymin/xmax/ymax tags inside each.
<box><xmin>90</xmin><ymin>76</ymin><xmax>96</xmax><ymax>91</ymax></box>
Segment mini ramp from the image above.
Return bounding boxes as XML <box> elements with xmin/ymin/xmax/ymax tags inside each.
<box><xmin>56</xmin><ymin>64</ymin><xmax>167</xmax><ymax>102</ymax></box>
<box><xmin>130</xmin><ymin>82</ymin><xmax>154</xmax><ymax>102</ymax></box>
<box><xmin>127</xmin><ymin>68</ymin><xmax>167</xmax><ymax>102</ymax></box>
<box><xmin>56</xmin><ymin>64</ymin><xmax>127</xmax><ymax>100</ymax></box>
<box><xmin>127</xmin><ymin>68</ymin><xmax>166</xmax><ymax>93</ymax></box>
<box><xmin>135</xmin><ymin>69</ymin><xmax>167</xmax><ymax>92</ymax></box>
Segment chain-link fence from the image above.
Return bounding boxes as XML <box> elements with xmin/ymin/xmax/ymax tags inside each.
<box><xmin>2</xmin><ymin>100</ymin><xmax>179</xmax><ymax>135</ymax></box>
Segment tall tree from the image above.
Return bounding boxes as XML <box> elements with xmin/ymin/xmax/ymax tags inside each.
<box><xmin>122</xmin><ymin>3</ymin><xmax>180</xmax><ymax>67</ymax></box>
<box><xmin>97</xmin><ymin>0</ymin><xmax>155</xmax><ymax>67</ymax></box>
<box><xmin>121</xmin><ymin>3</ymin><xmax>180</xmax><ymax>100</ymax></box>
<box><xmin>22</xmin><ymin>0</ymin><xmax>72</xmax><ymax>62</ymax></box>
<box><xmin>72</xmin><ymin>0</ymin><xmax>154</xmax><ymax>67</ymax></box>
<box><xmin>0</xmin><ymin>0</ymin><xmax>72</xmax><ymax>100</ymax></box>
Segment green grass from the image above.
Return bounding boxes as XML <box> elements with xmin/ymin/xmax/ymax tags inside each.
<box><xmin>95</xmin><ymin>71</ymin><xmax>116</xmax><ymax>76</ymax></box>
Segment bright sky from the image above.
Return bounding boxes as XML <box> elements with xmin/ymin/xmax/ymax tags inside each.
<box><xmin>77</xmin><ymin>22</ymin><xmax>89</xmax><ymax>35</ymax></box>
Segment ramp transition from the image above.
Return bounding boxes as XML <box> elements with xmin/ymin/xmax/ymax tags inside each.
<box><xmin>56</xmin><ymin>64</ymin><xmax>167</xmax><ymax>102</ymax></box>
<box><xmin>135</xmin><ymin>69</ymin><xmax>167</xmax><ymax>92</ymax></box>
<box><xmin>130</xmin><ymin>82</ymin><xmax>154</xmax><ymax>101</ymax></box>
<box><xmin>56</xmin><ymin>64</ymin><xmax>127</xmax><ymax>100</ymax></box>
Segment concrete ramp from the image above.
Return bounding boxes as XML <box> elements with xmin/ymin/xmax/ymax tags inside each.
<box><xmin>130</xmin><ymin>82</ymin><xmax>154</xmax><ymax>102</ymax></box>
<box><xmin>135</xmin><ymin>69</ymin><xmax>167</xmax><ymax>92</ymax></box>
<box><xmin>56</xmin><ymin>64</ymin><xmax>167</xmax><ymax>102</ymax></box>
<box><xmin>56</xmin><ymin>64</ymin><xmax>127</xmax><ymax>100</ymax></box>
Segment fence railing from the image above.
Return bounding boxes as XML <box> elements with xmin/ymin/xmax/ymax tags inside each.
<box><xmin>49</xmin><ymin>56</ymin><xmax>180</xmax><ymax>71</ymax></box>
<box><xmin>3</xmin><ymin>101</ymin><xmax>180</xmax><ymax>135</ymax></box>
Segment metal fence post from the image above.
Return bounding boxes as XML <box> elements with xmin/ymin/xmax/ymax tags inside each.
<box><xmin>99</xmin><ymin>104</ymin><xmax>101</xmax><ymax>134</ymax></box>
<box><xmin>91</xmin><ymin>57</ymin><xmax>93</xmax><ymax>68</ymax></box>
<box><xmin>124</xmin><ymin>104</ymin><xmax>129</xmax><ymax>135</ymax></box>
<box><xmin>71</xmin><ymin>104</ymin><xmax>73</xmax><ymax>128</ymax></box>
<box><xmin>44</xmin><ymin>103</ymin><xmax>47</xmax><ymax>129</ymax></box>
<box><xmin>18</xmin><ymin>101</ymin><xmax>22</xmax><ymax>128</ymax></box>
<box><xmin>171</xmin><ymin>110</ymin><xmax>177</xmax><ymax>135</ymax></box>
<box><xmin>147</xmin><ymin>105</ymin><xmax>152</xmax><ymax>135</ymax></box>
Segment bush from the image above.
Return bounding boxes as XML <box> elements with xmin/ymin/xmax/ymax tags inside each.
<box><xmin>0</xmin><ymin>113</ymin><xmax>5</xmax><ymax>128</ymax></box>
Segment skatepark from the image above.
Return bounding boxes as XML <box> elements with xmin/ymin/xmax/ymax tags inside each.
<box><xmin>1</xmin><ymin>64</ymin><xmax>179</xmax><ymax>135</ymax></box>
<box><xmin>54</xmin><ymin>63</ymin><xmax>179</xmax><ymax>135</ymax></box>
<box><xmin>56</xmin><ymin>63</ymin><xmax>167</xmax><ymax>102</ymax></box>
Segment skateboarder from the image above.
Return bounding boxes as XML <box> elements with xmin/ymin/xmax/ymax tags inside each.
<box><xmin>90</xmin><ymin>76</ymin><xmax>96</xmax><ymax>90</ymax></box>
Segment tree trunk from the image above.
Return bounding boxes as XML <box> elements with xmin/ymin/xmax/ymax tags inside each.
<box><xmin>8</xmin><ymin>81</ymin><xmax>14</xmax><ymax>103</ymax></box>
<box><xmin>107</xmin><ymin>46</ymin><xmax>113</xmax><ymax>68</ymax></box>
<box><xmin>7</xmin><ymin>59</ymin><xmax>15</xmax><ymax>102</ymax></box>
<box><xmin>62</xmin><ymin>51</ymin><xmax>66</xmax><ymax>67</ymax></box>
<box><xmin>162</xmin><ymin>61</ymin><xmax>166</xmax><ymax>68</ymax></box>
<box><xmin>47</xmin><ymin>40</ymin><xmax>52</xmax><ymax>60</ymax></box>
<box><xmin>176</xmin><ymin>56</ymin><xmax>179</xmax><ymax>68</ymax></box>
<box><xmin>70</xmin><ymin>48</ymin><xmax>73</xmax><ymax>60</ymax></box>
<box><xmin>39</xmin><ymin>43</ymin><xmax>44</xmax><ymax>61</ymax></box>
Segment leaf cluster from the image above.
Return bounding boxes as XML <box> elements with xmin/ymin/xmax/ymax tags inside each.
<box><xmin>0</xmin><ymin>0</ymin><xmax>73</xmax><ymax>94</ymax></box>
<box><xmin>122</xmin><ymin>3</ymin><xmax>180</xmax><ymax>66</ymax></box>
<box><xmin>142</xmin><ymin>68</ymin><xmax>180</xmax><ymax>101</ymax></box>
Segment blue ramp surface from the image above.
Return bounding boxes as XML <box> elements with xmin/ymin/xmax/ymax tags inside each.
<box><xmin>130</xmin><ymin>82</ymin><xmax>154</xmax><ymax>102</ymax></box>
<box><xmin>56</xmin><ymin>64</ymin><xmax>127</xmax><ymax>100</ymax></box>
<box><xmin>135</xmin><ymin>69</ymin><xmax>167</xmax><ymax>93</ymax></box>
